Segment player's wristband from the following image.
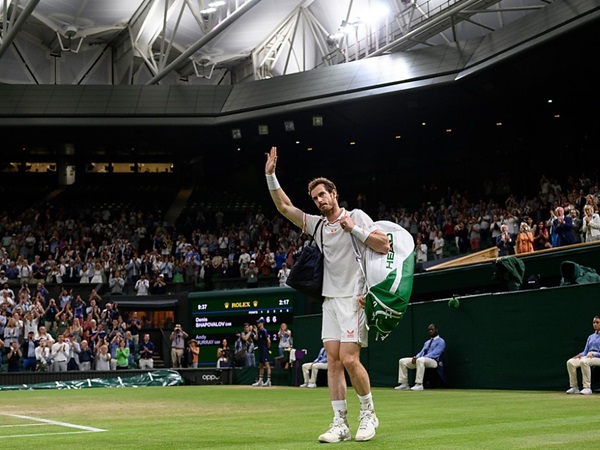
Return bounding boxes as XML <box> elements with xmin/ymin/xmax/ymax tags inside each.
<box><xmin>265</xmin><ymin>173</ymin><xmax>280</xmax><ymax>191</ymax></box>
<box><xmin>351</xmin><ymin>226</ymin><xmax>370</xmax><ymax>243</ymax></box>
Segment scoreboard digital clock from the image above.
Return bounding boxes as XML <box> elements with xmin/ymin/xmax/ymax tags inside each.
<box><xmin>187</xmin><ymin>287</ymin><xmax>296</xmax><ymax>366</ymax></box>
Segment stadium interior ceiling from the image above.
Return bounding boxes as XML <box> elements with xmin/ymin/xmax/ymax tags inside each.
<box><xmin>1</xmin><ymin>1</ymin><xmax>599</xmax><ymax>207</ymax></box>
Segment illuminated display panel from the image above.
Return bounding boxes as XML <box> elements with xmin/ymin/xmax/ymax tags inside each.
<box><xmin>188</xmin><ymin>290</ymin><xmax>294</xmax><ymax>366</ymax></box>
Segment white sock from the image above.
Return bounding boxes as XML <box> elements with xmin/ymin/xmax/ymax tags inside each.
<box><xmin>332</xmin><ymin>400</ymin><xmax>347</xmax><ymax>421</ymax></box>
<box><xmin>358</xmin><ymin>392</ymin><xmax>374</xmax><ymax>412</ymax></box>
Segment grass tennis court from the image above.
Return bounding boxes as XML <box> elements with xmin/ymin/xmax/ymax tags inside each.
<box><xmin>1</xmin><ymin>385</ymin><xmax>600</xmax><ymax>449</ymax></box>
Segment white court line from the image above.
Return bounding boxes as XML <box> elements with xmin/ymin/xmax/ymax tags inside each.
<box><xmin>1</xmin><ymin>413</ymin><xmax>107</xmax><ymax>438</ymax></box>
<box><xmin>2</xmin><ymin>430</ymin><xmax>103</xmax><ymax>438</ymax></box>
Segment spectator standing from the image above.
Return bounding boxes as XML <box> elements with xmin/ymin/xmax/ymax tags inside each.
<box><xmin>63</xmin><ymin>260</ymin><xmax>80</xmax><ymax>283</ymax></box>
<box><xmin>170</xmin><ymin>324</ymin><xmax>188</xmax><ymax>368</ymax></box>
<box><xmin>188</xmin><ymin>339</ymin><xmax>199</xmax><ymax>368</ymax></box>
<box><xmin>415</xmin><ymin>238</ymin><xmax>428</xmax><ymax>264</ymax></box>
<box><xmin>468</xmin><ymin>218</ymin><xmax>481</xmax><ymax>251</ymax></box>
<box><xmin>66</xmin><ymin>333</ymin><xmax>81</xmax><ymax>370</ymax></box>
<box><xmin>7</xmin><ymin>341</ymin><xmax>22</xmax><ymax>372</ymax></box>
<box><xmin>432</xmin><ymin>231</ymin><xmax>445</xmax><ymax>260</ymax></box>
<box><xmin>138</xmin><ymin>333</ymin><xmax>155</xmax><ymax>370</ymax></box>
<box><xmin>18</xmin><ymin>259</ymin><xmax>32</xmax><ymax>285</ymax></box>
<box><xmin>533</xmin><ymin>221</ymin><xmax>552</xmax><ymax>250</ymax></box>
<box><xmin>109</xmin><ymin>270</ymin><xmax>125</xmax><ymax>295</ymax></box>
<box><xmin>3</xmin><ymin>317</ymin><xmax>20</xmax><ymax>347</ymax></box>
<box><xmin>22</xmin><ymin>308</ymin><xmax>41</xmax><ymax>340</ymax></box>
<box><xmin>217</xmin><ymin>338</ymin><xmax>232</xmax><ymax>368</ymax></box>
<box><xmin>581</xmin><ymin>205</ymin><xmax>600</xmax><ymax>242</ymax></box>
<box><xmin>277</xmin><ymin>262</ymin><xmax>291</xmax><ymax>286</ymax></box>
<box><xmin>515</xmin><ymin>222</ymin><xmax>534</xmax><ymax>254</ymax></box>
<box><xmin>95</xmin><ymin>344</ymin><xmax>111</xmax><ymax>371</ymax></box>
<box><xmin>21</xmin><ymin>331</ymin><xmax>38</xmax><ymax>371</ymax></box>
<box><xmin>134</xmin><ymin>273</ymin><xmax>150</xmax><ymax>296</ymax></box>
<box><xmin>126</xmin><ymin>311</ymin><xmax>142</xmax><ymax>348</ymax></box>
<box><xmin>570</xmin><ymin>208</ymin><xmax>582</xmax><ymax>243</ymax></box>
<box><xmin>51</xmin><ymin>333</ymin><xmax>70</xmax><ymax>372</ymax></box>
<box><xmin>79</xmin><ymin>263</ymin><xmax>91</xmax><ymax>283</ymax></box>
<box><xmin>238</xmin><ymin>247</ymin><xmax>251</xmax><ymax>275</ymax></box>
<box><xmin>552</xmin><ymin>206</ymin><xmax>576</xmax><ymax>247</ymax></box>
<box><xmin>244</xmin><ymin>260</ymin><xmax>259</xmax><ymax>289</ymax></box>
<box><xmin>35</xmin><ymin>337</ymin><xmax>52</xmax><ymax>371</ymax></box>
<box><xmin>115</xmin><ymin>338</ymin><xmax>130</xmax><ymax>370</ymax></box>
<box><xmin>277</xmin><ymin>322</ymin><xmax>293</xmax><ymax>369</ymax></box>
<box><xmin>496</xmin><ymin>224</ymin><xmax>516</xmax><ymax>256</ymax></box>
<box><xmin>152</xmin><ymin>273</ymin><xmax>167</xmax><ymax>294</ymax></box>
<box><xmin>78</xmin><ymin>340</ymin><xmax>94</xmax><ymax>371</ymax></box>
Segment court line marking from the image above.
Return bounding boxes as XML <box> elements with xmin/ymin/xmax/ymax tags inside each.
<box><xmin>0</xmin><ymin>413</ymin><xmax>107</xmax><ymax>438</ymax></box>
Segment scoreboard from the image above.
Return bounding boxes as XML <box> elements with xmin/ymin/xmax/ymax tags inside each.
<box><xmin>187</xmin><ymin>288</ymin><xmax>296</xmax><ymax>366</ymax></box>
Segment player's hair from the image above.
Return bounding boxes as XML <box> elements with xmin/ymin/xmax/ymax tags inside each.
<box><xmin>307</xmin><ymin>177</ymin><xmax>337</xmax><ymax>197</ymax></box>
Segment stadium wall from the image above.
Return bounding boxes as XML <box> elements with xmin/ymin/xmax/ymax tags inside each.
<box><xmin>295</xmin><ymin>283</ymin><xmax>600</xmax><ymax>391</ymax></box>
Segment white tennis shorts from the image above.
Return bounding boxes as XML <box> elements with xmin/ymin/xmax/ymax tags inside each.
<box><xmin>321</xmin><ymin>296</ymin><xmax>368</xmax><ymax>348</ymax></box>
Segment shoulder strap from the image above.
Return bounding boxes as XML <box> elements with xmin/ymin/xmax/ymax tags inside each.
<box><xmin>313</xmin><ymin>219</ymin><xmax>324</xmax><ymax>249</ymax></box>
<box><xmin>350</xmin><ymin>234</ymin><xmax>368</xmax><ymax>295</ymax></box>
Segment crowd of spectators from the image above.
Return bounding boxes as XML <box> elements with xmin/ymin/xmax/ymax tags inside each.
<box><xmin>1</xmin><ymin>171</ymin><xmax>599</xmax><ymax>372</ymax></box>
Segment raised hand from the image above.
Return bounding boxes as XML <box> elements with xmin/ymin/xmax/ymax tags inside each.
<box><xmin>265</xmin><ymin>146</ymin><xmax>277</xmax><ymax>175</ymax></box>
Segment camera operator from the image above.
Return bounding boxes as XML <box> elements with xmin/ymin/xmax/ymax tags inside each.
<box><xmin>241</xmin><ymin>322</ymin><xmax>256</xmax><ymax>367</ymax></box>
<box><xmin>169</xmin><ymin>324</ymin><xmax>188</xmax><ymax>368</ymax></box>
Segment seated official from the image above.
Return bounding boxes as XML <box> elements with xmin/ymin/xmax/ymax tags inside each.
<box><xmin>300</xmin><ymin>347</ymin><xmax>328</xmax><ymax>388</ymax></box>
<box><xmin>395</xmin><ymin>323</ymin><xmax>446</xmax><ymax>391</ymax></box>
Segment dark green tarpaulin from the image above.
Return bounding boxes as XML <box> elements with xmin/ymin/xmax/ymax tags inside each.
<box><xmin>560</xmin><ymin>260</ymin><xmax>600</xmax><ymax>286</ymax></box>
<box><xmin>0</xmin><ymin>369</ymin><xmax>183</xmax><ymax>391</ymax></box>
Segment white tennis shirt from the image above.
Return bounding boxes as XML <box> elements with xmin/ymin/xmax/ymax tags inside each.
<box><xmin>304</xmin><ymin>208</ymin><xmax>375</xmax><ymax>298</ymax></box>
